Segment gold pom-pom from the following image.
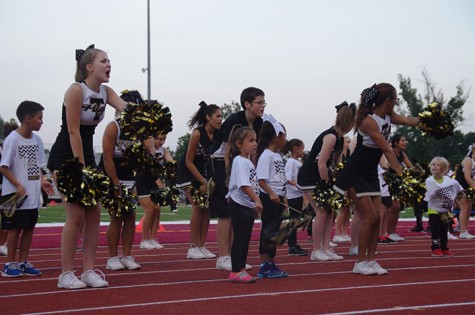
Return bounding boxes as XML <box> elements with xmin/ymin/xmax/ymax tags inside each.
<box><xmin>100</xmin><ymin>184</ymin><xmax>137</xmax><ymax>217</ymax></box>
<box><xmin>150</xmin><ymin>187</ymin><xmax>180</xmax><ymax>207</ymax></box>
<box><xmin>383</xmin><ymin>168</ymin><xmax>426</xmax><ymax>207</ymax></box>
<box><xmin>417</xmin><ymin>102</ymin><xmax>454</xmax><ymax>139</ymax></box>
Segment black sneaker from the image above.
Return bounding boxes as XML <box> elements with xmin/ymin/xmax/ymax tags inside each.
<box><xmin>410</xmin><ymin>225</ymin><xmax>423</xmax><ymax>232</ymax></box>
<box><xmin>288</xmin><ymin>245</ymin><xmax>309</xmax><ymax>256</ymax></box>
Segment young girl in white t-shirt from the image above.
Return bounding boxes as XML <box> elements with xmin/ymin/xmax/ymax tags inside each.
<box><xmin>256</xmin><ymin>117</ymin><xmax>288</xmax><ymax>278</ymax></box>
<box><xmin>226</xmin><ymin>127</ymin><xmax>262</xmax><ymax>283</ymax></box>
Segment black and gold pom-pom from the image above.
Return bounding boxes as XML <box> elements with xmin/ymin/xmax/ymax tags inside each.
<box><xmin>383</xmin><ymin>168</ymin><xmax>426</xmax><ymax>207</ymax></box>
<box><xmin>190</xmin><ymin>185</ymin><xmax>209</xmax><ymax>209</ymax></box>
<box><xmin>150</xmin><ymin>187</ymin><xmax>180</xmax><ymax>207</ymax></box>
<box><xmin>312</xmin><ymin>181</ymin><xmax>344</xmax><ymax>213</ymax></box>
<box><xmin>458</xmin><ymin>187</ymin><xmax>474</xmax><ymax>201</ymax></box>
<box><xmin>417</xmin><ymin>102</ymin><xmax>454</xmax><ymax>139</ymax></box>
<box><xmin>163</xmin><ymin>160</ymin><xmax>177</xmax><ymax>182</ymax></box>
<box><xmin>56</xmin><ymin>158</ymin><xmax>110</xmax><ymax>207</ymax></box>
<box><xmin>122</xmin><ymin>143</ymin><xmax>165</xmax><ymax>178</ymax></box>
<box><xmin>100</xmin><ymin>184</ymin><xmax>137</xmax><ymax>218</ymax></box>
<box><xmin>119</xmin><ymin>100</ymin><xmax>173</xmax><ymax>141</ymax></box>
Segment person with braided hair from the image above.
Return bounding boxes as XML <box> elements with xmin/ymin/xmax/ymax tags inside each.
<box><xmin>334</xmin><ymin>83</ymin><xmax>419</xmax><ymax>275</ymax></box>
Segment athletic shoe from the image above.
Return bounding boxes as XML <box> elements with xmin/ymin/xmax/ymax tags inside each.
<box><xmin>324</xmin><ymin>249</ymin><xmax>344</xmax><ymax>261</ymax></box>
<box><xmin>120</xmin><ymin>256</ymin><xmax>141</xmax><ymax>270</ymax></box>
<box><xmin>140</xmin><ymin>239</ymin><xmax>156</xmax><ymax>249</ymax></box>
<box><xmin>388</xmin><ymin>233</ymin><xmax>405</xmax><ymax>241</ymax></box>
<box><xmin>199</xmin><ymin>246</ymin><xmax>217</xmax><ymax>258</ymax></box>
<box><xmin>0</xmin><ymin>244</ymin><xmax>7</xmax><ymax>256</ymax></box>
<box><xmin>216</xmin><ymin>256</ymin><xmax>232</xmax><ymax>271</ymax></box>
<box><xmin>442</xmin><ymin>249</ymin><xmax>454</xmax><ymax>256</ymax></box>
<box><xmin>2</xmin><ymin>262</ymin><xmax>22</xmax><ymax>278</ymax></box>
<box><xmin>342</xmin><ymin>234</ymin><xmax>351</xmax><ymax>242</ymax></box>
<box><xmin>329</xmin><ymin>241</ymin><xmax>338</xmax><ymax>247</ymax></box>
<box><xmin>229</xmin><ymin>271</ymin><xmax>256</xmax><ymax>283</ymax></box>
<box><xmin>352</xmin><ymin>261</ymin><xmax>377</xmax><ymax>275</ymax></box>
<box><xmin>410</xmin><ymin>225</ymin><xmax>423</xmax><ymax>232</ymax></box>
<box><xmin>187</xmin><ymin>244</ymin><xmax>207</xmax><ymax>259</ymax></box>
<box><xmin>332</xmin><ymin>235</ymin><xmax>348</xmax><ymax>243</ymax></box>
<box><xmin>431</xmin><ymin>248</ymin><xmax>444</xmax><ymax>257</ymax></box>
<box><xmin>19</xmin><ymin>262</ymin><xmax>42</xmax><ymax>276</ymax></box>
<box><xmin>57</xmin><ymin>271</ymin><xmax>87</xmax><ymax>289</ymax></box>
<box><xmin>268</xmin><ymin>262</ymin><xmax>288</xmax><ymax>278</ymax></box>
<box><xmin>459</xmin><ymin>231</ymin><xmax>475</xmax><ymax>239</ymax></box>
<box><xmin>453</xmin><ymin>226</ymin><xmax>461</xmax><ymax>233</ymax></box>
<box><xmin>310</xmin><ymin>249</ymin><xmax>331</xmax><ymax>261</ymax></box>
<box><xmin>288</xmin><ymin>245</ymin><xmax>309</xmax><ymax>256</ymax></box>
<box><xmin>245</xmin><ymin>263</ymin><xmax>252</xmax><ymax>270</ymax></box>
<box><xmin>150</xmin><ymin>239</ymin><xmax>164</xmax><ymax>249</ymax></box>
<box><xmin>348</xmin><ymin>246</ymin><xmax>358</xmax><ymax>256</ymax></box>
<box><xmin>378</xmin><ymin>235</ymin><xmax>394</xmax><ymax>244</ymax></box>
<box><xmin>81</xmin><ymin>269</ymin><xmax>109</xmax><ymax>288</ymax></box>
<box><xmin>106</xmin><ymin>256</ymin><xmax>126</xmax><ymax>270</ymax></box>
<box><xmin>447</xmin><ymin>232</ymin><xmax>458</xmax><ymax>240</ymax></box>
<box><xmin>367</xmin><ymin>260</ymin><xmax>388</xmax><ymax>275</ymax></box>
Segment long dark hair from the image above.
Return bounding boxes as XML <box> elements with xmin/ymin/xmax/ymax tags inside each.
<box><xmin>256</xmin><ymin>121</ymin><xmax>285</xmax><ymax>161</ymax></box>
<box><xmin>355</xmin><ymin>83</ymin><xmax>396</xmax><ymax>132</ymax></box>
<box><xmin>282</xmin><ymin>138</ymin><xmax>303</xmax><ymax>155</ymax></box>
<box><xmin>187</xmin><ymin>101</ymin><xmax>221</xmax><ymax>129</ymax></box>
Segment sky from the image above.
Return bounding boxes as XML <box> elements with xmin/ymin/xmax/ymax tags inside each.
<box><xmin>1</xmin><ymin>0</ymin><xmax>474</xmax><ymax>153</ymax></box>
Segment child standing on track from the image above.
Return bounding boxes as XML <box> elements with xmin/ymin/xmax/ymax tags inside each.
<box><xmin>227</xmin><ymin>127</ymin><xmax>262</xmax><ymax>283</ymax></box>
<box><xmin>283</xmin><ymin>138</ymin><xmax>308</xmax><ymax>256</ymax></box>
<box><xmin>256</xmin><ymin>116</ymin><xmax>288</xmax><ymax>278</ymax></box>
<box><xmin>1</xmin><ymin>101</ymin><xmax>54</xmax><ymax>277</ymax></box>
<box><xmin>176</xmin><ymin>102</ymin><xmax>222</xmax><ymax>259</ymax></box>
<box><xmin>425</xmin><ymin>157</ymin><xmax>467</xmax><ymax>256</ymax></box>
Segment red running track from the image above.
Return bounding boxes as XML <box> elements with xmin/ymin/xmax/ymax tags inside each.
<box><xmin>0</xmin><ymin>220</ymin><xmax>475</xmax><ymax>314</ymax></box>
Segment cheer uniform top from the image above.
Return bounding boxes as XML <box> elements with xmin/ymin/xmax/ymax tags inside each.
<box><xmin>48</xmin><ymin>82</ymin><xmax>107</xmax><ymax>171</ymax></box>
<box><xmin>334</xmin><ymin>114</ymin><xmax>391</xmax><ymax>197</ymax></box>
<box><xmin>455</xmin><ymin>158</ymin><xmax>475</xmax><ymax>189</ymax></box>
<box><xmin>297</xmin><ymin>127</ymin><xmax>343</xmax><ymax>191</ymax></box>
<box><xmin>176</xmin><ymin>126</ymin><xmax>217</xmax><ymax>188</ymax></box>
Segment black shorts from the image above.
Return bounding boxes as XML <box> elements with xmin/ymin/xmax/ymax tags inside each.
<box><xmin>1</xmin><ymin>208</ymin><xmax>39</xmax><ymax>230</ymax></box>
<box><xmin>208</xmin><ymin>158</ymin><xmax>230</xmax><ymax>218</ymax></box>
<box><xmin>135</xmin><ymin>173</ymin><xmax>157</xmax><ymax>198</ymax></box>
<box><xmin>381</xmin><ymin>196</ymin><xmax>392</xmax><ymax>208</ymax></box>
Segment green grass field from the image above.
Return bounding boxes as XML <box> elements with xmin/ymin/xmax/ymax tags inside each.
<box><xmin>37</xmin><ymin>202</ymin><xmax>418</xmax><ymax>224</ymax></box>
<box><xmin>38</xmin><ymin>203</ymin><xmax>194</xmax><ymax>224</ymax></box>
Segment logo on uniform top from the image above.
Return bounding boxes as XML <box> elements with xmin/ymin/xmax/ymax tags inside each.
<box><xmin>83</xmin><ymin>97</ymin><xmax>105</xmax><ymax>121</ymax></box>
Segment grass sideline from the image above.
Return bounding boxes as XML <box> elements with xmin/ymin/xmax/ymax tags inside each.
<box><xmin>37</xmin><ymin>202</ymin><xmax>419</xmax><ymax>224</ymax></box>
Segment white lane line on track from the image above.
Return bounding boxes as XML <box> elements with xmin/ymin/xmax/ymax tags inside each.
<box><xmin>321</xmin><ymin>301</ymin><xmax>475</xmax><ymax>314</ymax></box>
<box><xmin>20</xmin><ymin>278</ymin><xmax>475</xmax><ymax>315</ymax></box>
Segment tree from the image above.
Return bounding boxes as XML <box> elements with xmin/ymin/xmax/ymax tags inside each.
<box><xmin>394</xmin><ymin>70</ymin><xmax>472</xmax><ymax>166</ymax></box>
<box><xmin>221</xmin><ymin>101</ymin><xmax>241</xmax><ymax>120</ymax></box>
<box><xmin>173</xmin><ymin>133</ymin><xmax>190</xmax><ymax>162</ymax></box>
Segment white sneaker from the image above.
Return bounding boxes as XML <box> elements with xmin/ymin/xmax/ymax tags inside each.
<box><xmin>349</xmin><ymin>246</ymin><xmax>358</xmax><ymax>256</ymax></box>
<box><xmin>324</xmin><ymin>249</ymin><xmax>344</xmax><ymax>261</ymax></box>
<box><xmin>389</xmin><ymin>233</ymin><xmax>405</xmax><ymax>241</ymax></box>
<box><xmin>332</xmin><ymin>235</ymin><xmax>348</xmax><ymax>243</ymax></box>
<box><xmin>216</xmin><ymin>256</ymin><xmax>232</xmax><ymax>271</ymax></box>
<box><xmin>106</xmin><ymin>256</ymin><xmax>125</xmax><ymax>270</ymax></box>
<box><xmin>57</xmin><ymin>271</ymin><xmax>87</xmax><ymax>289</ymax></box>
<box><xmin>199</xmin><ymin>246</ymin><xmax>217</xmax><ymax>258</ymax></box>
<box><xmin>120</xmin><ymin>256</ymin><xmax>141</xmax><ymax>270</ymax></box>
<box><xmin>447</xmin><ymin>232</ymin><xmax>458</xmax><ymax>240</ymax></box>
<box><xmin>245</xmin><ymin>263</ymin><xmax>252</xmax><ymax>270</ymax></box>
<box><xmin>310</xmin><ymin>249</ymin><xmax>331</xmax><ymax>261</ymax></box>
<box><xmin>0</xmin><ymin>245</ymin><xmax>7</xmax><ymax>256</ymax></box>
<box><xmin>459</xmin><ymin>231</ymin><xmax>475</xmax><ymax>239</ymax></box>
<box><xmin>187</xmin><ymin>245</ymin><xmax>207</xmax><ymax>259</ymax></box>
<box><xmin>329</xmin><ymin>241</ymin><xmax>338</xmax><ymax>247</ymax></box>
<box><xmin>140</xmin><ymin>240</ymin><xmax>156</xmax><ymax>249</ymax></box>
<box><xmin>342</xmin><ymin>235</ymin><xmax>351</xmax><ymax>242</ymax></box>
<box><xmin>81</xmin><ymin>269</ymin><xmax>109</xmax><ymax>288</ymax></box>
<box><xmin>352</xmin><ymin>261</ymin><xmax>377</xmax><ymax>275</ymax></box>
<box><xmin>367</xmin><ymin>260</ymin><xmax>388</xmax><ymax>275</ymax></box>
<box><xmin>150</xmin><ymin>239</ymin><xmax>164</xmax><ymax>249</ymax></box>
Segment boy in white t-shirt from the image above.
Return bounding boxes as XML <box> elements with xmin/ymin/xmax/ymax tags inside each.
<box><xmin>1</xmin><ymin>101</ymin><xmax>53</xmax><ymax>277</ymax></box>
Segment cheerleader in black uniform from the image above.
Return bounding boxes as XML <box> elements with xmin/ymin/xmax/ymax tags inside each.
<box><xmin>48</xmin><ymin>45</ymin><xmax>129</xmax><ymax>289</ymax></box>
<box><xmin>297</xmin><ymin>104</ymin><xmax>354</xmax><ymax>261</ymax></box>
<box><xmin>176</xmin><ymin>102</ymin><xmax>222</xmax><ymax>259</ymax></box>
<box><xmin>454</xmin><ymin>144</ymin><xmax>475</xmax><ymax>239</ymax></box>
<box><xmin>334</xmin><ymin>83</ymin><xmax>418</xmax><ymax>275</ymax></box>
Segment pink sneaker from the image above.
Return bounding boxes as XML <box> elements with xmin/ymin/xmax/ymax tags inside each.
<box><xmin>228</xmin><ymin>271</ymin><xmax>256</xmax><ymax>283</ymax></box>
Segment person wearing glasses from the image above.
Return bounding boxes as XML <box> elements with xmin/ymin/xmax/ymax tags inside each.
<box><xmin>209</xmin><ymin>87</ymin><xmax>266</xmax><ymax>271</ymax></box>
